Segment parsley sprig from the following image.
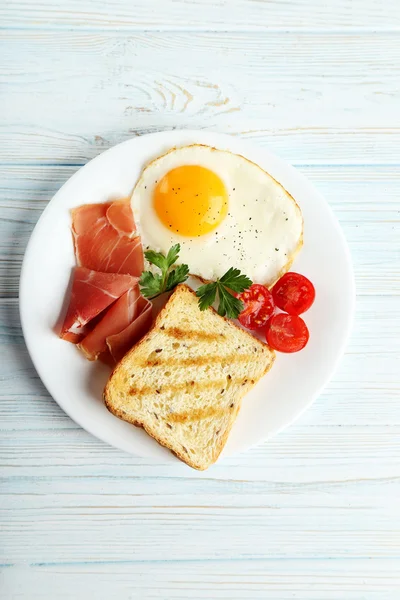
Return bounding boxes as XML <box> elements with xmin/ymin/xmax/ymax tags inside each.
<box><xmin>196</xmin><ymin>267</ymin><xmax>252</xmax><ymax>319</ymax></box>
<box><xmin>139</xmin><ymin>245</ymin><xmax>252</xmax><ymax>319</ymax></box>
<box><xmin>139</xmin><ymin>244</ymin><xmax>189</xmax><ymax>299</ymax></box>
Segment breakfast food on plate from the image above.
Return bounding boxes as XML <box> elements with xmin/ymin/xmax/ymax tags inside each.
<box><xmin>57</xmin><ymin>141</ymin><xmax>315</xmax><ymax>466</ymax></box>
<box><xmin>78</xmin><ymin>287</ymin><xmax>152</xmax><ymax>362</ymax></box>
<box><xmin>105</xmin><ymin>200</ymin><xmax>136</xmax><ymax>237</ymax></box>
<box><xmin>236</xmin><ymin>284</ymin><xmax>275</xmax><ymax>330</ymax></box>
<box><xmin>72</xmin><ymin>199</ymin><xmax>143</xmax><ymax>276</ymax></box>
<box><xmin>266</xmin><ymin>313</ymin><xmax>309</xmax><ymax>353</ymax></box>
<box><xmin>131</xmin><ymin>144</ymin><xmax>303</xmax><ymax>286</ymax></box>
<box><xmin>104</xmin><ymin>284</ymin><xmax>275</xmax><ymax>470</ymax></box>
<box><xmin>60</xmin><ymin>199</ymin><xmax>151</xmax><ymax>363</ymax></box>
<box><xmin>271</xmin><ymin>272</ymin><xmax>316</xmax><ymax>315</ymax></box>
<box><xmin>106</xmin><ymin>295</ymin><xmax>152</xmax><ymax>363</ymax></box>
<box><xmin>139</xmin><ymin>243</ymin><xmax>190</xmax><ymax>300</ymax></box>
<box><xmin>78</xmin><ymin>289</ymin><xmax>140</xmax><ymax>360</ymax></box>
<box><xmin>60</xmin><ymin>267</ymin><xmax>138</xmax><ymax>342</ymax></box>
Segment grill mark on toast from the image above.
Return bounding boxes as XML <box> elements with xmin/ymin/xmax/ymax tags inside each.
<box><xmin>169</xmin><ymin>405</ymin><xmax>226</xmax><ymax>424</ymax></box>
<box><xmin>143</xmin><ymin>353</ymin><xmax>256</xmax><ymax>368</ymax></box>
<box><xmin>162</xmin><ymin>327</ymin><xmax>226</xmax><ymax>342</ymax></box>
<box><xmin>129</xmin><ymin>376</ymin><xmax>250</xmax><ymax>397</ymax></box>
<box><xmin>104</xmin><ymin>283</ymin><xmax>276</xmax><ymax>471</ymax></box>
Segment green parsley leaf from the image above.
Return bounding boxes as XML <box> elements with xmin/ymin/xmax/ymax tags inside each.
<box><xmin>196</xmin><ymin>282</ymin><xmax>217</xmax><ymax>311</ymax></box>
<box><xmin>139</xmin><ymin>271</ymin><xmax>163</xmax><ymax>299</ymax></box>
<box><xmin>219</xmin><ymin>267</ymin><xmax>253</xmax><ymax>293</ymax></box>
<box><xmin>166</xmin><ymin>244</ymin><xmax>181</xmax><ymax>269</ymax></box>
<box><xmin>166</xmin><ymin>263</ymin><xmax>190</xmax><ymax>292</ymax></box>
<box><xmin>217</xmin><ymin>283</ymin><xmax>244</xmax><ymax>319</ymax></box>
<box><xmin>196</xmin><ymin>267</ymin><xmax>251</xmax><ymax>319</ymax></box>
<box><xmin>139</xmin><ymin>244</ymin><xmax>189</xmax><ymax>299</ymax></box>
<box><xmin>144</xmin><ymin>249</ymin><xmax>167</xmax><ymax>271</ymax></box>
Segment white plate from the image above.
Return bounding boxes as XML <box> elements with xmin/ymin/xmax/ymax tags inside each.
<box><xmin>20</xmin><ymin>131</ymin><xmax>355</xmax><ymax>463</ymax></box>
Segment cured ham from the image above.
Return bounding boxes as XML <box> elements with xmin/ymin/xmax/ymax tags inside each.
<box><xmin>78</xmin><ymin>286</ymin><xmax>140</xmax><ymax>360</ymax></box>
<box><xmin>106</xmin><ymin>200</ymin><xmax>136</xmax><ymax>237</ymax></box>
<box><xmin>60</xmin><ymin>267</ymin><xmax>138</xmax><ymax>342</ymax></box>
<box><xmin>72</xmin><ymin>199</ymin><xmax>144</xmax><ymax>277</ymax></box>
<box><xmin>106</xmin><ymin>295</ymin><xmax>152</xmax><ymax>363</ymax></box>
<box><xmin>59</xmin><ymin>197</ymin><xmax>154</xmax><ymax>364</ymax></box>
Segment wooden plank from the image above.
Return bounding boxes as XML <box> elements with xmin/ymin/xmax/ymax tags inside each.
<box><xmin>2</xmin><ymin>402</ymin><xmax>400</xmax><ymax>560</ymax></box>
<box><xmin>1</xmin><ymin>31</ymin><xmax>400</xmax><ymax>164</ymax></box>
<box><xmin>3</xmin><ymin>124</ymin><xmax>400</xmax><ymax>167</ymax></box>
<box><xmin>2</xmin><ymin>0</ymin><xmax>400</xmax><ymax>31</ymax></box>
<box><xmin>2</xmin><ymin>422</ymin><xmax>400</xmax><ymax>480</ymax></box>
<box><xmin>0</xmin><ymin>164</ymin><xmax>398</xmax><ymax>298</ymax></box>
<box><xmin>3</xmin><ymin>420</ymin><xmax>400</xmax><ymax>476</ymax></box>
<box><xmin>1</xmin><ymin>455</ymin><xmax>400</xmax><ymax>564</ymax></box>
<box><xmin>2</xmin><ymin>560</ymin><xmax>400</xmax><ymax>600</ymax></box>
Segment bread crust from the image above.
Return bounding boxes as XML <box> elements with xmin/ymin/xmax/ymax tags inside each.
<box><xmin>104</xmin><ymin>285</ymin><xmax>275</xmax><ymax>469</ymax></box>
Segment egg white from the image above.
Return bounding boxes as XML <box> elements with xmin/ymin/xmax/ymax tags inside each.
<box><xmin>131</xmin><ymin>145</ymin><xmax>303</xmax><ymax>285</ymax></box>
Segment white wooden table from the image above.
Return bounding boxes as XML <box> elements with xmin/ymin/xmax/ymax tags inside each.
<box><xmin>1</xmin><ymin>2</ymin><xmax>400</xmax><ymax>598</ymax></box>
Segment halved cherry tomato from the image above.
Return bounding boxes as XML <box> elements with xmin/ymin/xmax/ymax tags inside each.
<box><xmin>237</xmin><ymin>284</ymin><xmax>275</xmax><ymax>330</ymax></box>
<box><xmin>266</xmin><ymin>313</ymin><xmax>309</xmax><ymax>353</ymax></box>
<box><xmin>272</xmin><ymin>272</ymin><xmax>315</xmax><ymax>315</ymax></box>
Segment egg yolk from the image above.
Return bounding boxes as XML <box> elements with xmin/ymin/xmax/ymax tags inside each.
<box><xmin>153</xmin><ymin>165</ymin><xmax>228</xmax><ymax>237</ymax></box>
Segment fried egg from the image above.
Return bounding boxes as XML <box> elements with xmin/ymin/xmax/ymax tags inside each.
<box><xmin>131</xmin><ymin>145</ymin><xmax>303</xmax><ymax>285</ymax></box>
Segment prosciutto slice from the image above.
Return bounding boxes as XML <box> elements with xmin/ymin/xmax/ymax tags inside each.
<box><xmin>72</xmin><ymin>200</ymin><xmax>144</xmax><ymax>276</ymax></box>
<box><xmin>78</xmin><ymin>286</ymin><xmax>140</xmax><ymax>360</ymax></box>
<box><xmin>106</xmin><ymin>295</ymin><xmax>153</xmax><ymax>363</ymax></box>
<box><xmin>60</xmin><ymin>267</ymin><xmax>138</xmax><ymax>342</ymax></box>
<box><xmin>106</xmin><ymin>200</ymin><xmax>136</xmax><ymax>237</ymax></box>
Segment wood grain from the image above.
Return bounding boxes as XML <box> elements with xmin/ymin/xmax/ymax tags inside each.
<box><xmin>1</xmin><ymin>31</ymin><xmax>400</xmax><ymax>165</ymax></box>
<box><xmin>2</xmin><ymin>0</ymin><xmax>400</xmax><ymax>30</ymax></box>
<box><xmin>2</xmin><ymin>561</ymin><xmax>400</xmax><ymax>600</ymax></box>
<box><xmin>1</xmin><ymin>2</ymin><xmax>400</xmax><ymax>597</ymax></box>
<box><xmin>3</xmin><ymin>124</ymin><xmax>400</xmax><ymax>166</ymax></box>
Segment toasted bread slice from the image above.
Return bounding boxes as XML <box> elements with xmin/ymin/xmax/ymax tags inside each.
<box><xmin>104</xmin><ymin>284</ymin><xmax>275</xmax><ymax>470</ymax></box>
